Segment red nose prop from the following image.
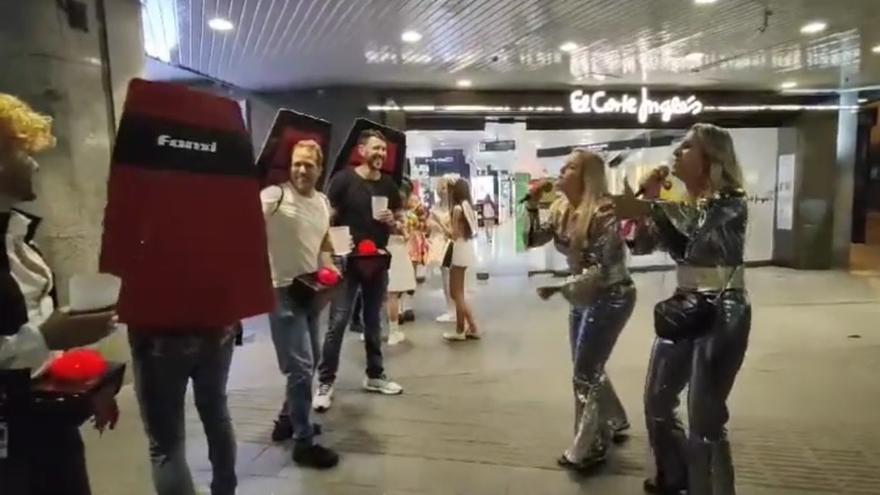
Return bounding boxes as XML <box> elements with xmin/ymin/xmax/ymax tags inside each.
<box><xmin>316</xmin><ymin>267</ymin><xmax>340</xmax><ymax>286</ymax></box>
<box><xmin>357</xmin><ymin>239</ymin><xmax>378</xmax><ymax>256</ymax></box>
<box><xmin>49</xmin><ymin>349</ymin><xmax>109</xmax><ymax>382</ymax></box>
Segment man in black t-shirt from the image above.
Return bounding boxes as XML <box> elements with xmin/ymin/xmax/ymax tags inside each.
<box><xmin>314</xmin><ymin>130</ymin><xmax>403</xmax><ymax>411</ymax></box>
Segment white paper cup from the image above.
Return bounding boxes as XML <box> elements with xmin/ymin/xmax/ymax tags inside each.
<box><xmin>371</xmin><ymin>196</ymin><xmax>389</xmax><ymax>220</ymax></box>
<box><xmin>69</xmin><ymin>273</ymin><xmax>121</xmax><ymax>313</ymax></box>
<box><xmin>328</xmin><ymin>226</ymin><xmax>352</xmax><ymax>255</ymax></box>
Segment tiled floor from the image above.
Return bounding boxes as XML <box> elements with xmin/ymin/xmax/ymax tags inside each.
<box><xmin>82</xmin><ymin>258</ymin><xmax>880</xmax><ymax>494</ymax></box>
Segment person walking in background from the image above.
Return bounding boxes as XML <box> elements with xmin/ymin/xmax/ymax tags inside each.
<box><xmin>441</xmin><ymin>178</ymin><xmax>480</xmax><ymax>342</ymax></box>
<box><xmin>618</xmin><ymin>123</ymin><xmax>751</xmax><ymax>495</ymax></box>
<box><xmin>314</xmin><ymin>129</ymin><xmax>404</xmax><ymax>413</ymax></box>
<box><xmin>525</xmin><ymin>149</ymin><xmax>635</xmax><ymax>472</ymax></box>
<box><xmin>480</xmin><ymin>194</ymin><xmax>498</xmax><ymax>244</ymax></box>
<box><xmin>262</xmin><ymin>140</ymin><xmax>340</xmax><ymax>469</ymax></box>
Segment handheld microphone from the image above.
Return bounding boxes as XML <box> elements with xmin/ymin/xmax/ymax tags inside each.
<box><xmin>520</xmin><ymin>181</ymin><xmax>553</xmax><ymax>204</ymax></box>
<box><xmin>635</xmin><ymin>166</ymin><xmax>670</xmax><ymax>197</ymax></box>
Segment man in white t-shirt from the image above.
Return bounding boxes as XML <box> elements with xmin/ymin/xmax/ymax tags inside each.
<box><xmin>261</xmin><ymin>140</ymin><xmax>341</xmax><ymax>469</ymax></box>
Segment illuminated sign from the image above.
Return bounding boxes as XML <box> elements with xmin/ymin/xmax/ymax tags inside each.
<box><xmin>569</xmin><ymin>87</ymin><xmax>704</xmax><ymax>123</ymax></box>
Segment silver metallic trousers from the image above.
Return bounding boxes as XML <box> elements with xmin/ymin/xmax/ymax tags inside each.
<box><xmin>644</xmin><ymin>290</ymin><xmax>751</xmax><ymax>494</ymax></box>
<box><xmin>566</xmin><ymin>283</ymin><xmax>636</xmax><ymax>462</ymax></box>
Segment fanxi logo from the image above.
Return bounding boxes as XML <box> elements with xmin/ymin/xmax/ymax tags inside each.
<box><xmin>570</xmin><ymin>87</ymin><xmax>704</xmax><ymax>124</ymax></box>
<box><xmin>157</xmin><ymin>134</ymin><xmax>217</xmax><ymax>152</ymax></box>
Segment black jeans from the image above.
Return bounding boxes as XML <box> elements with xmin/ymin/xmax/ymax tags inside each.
<box><xmin>645</xmin><ymin>290</ymin><xmax>751</xmax><ymax>494</ymax></box>
<box><xmin>318</xmin><ymin>269</ymin><xmax>388</xmax><ymax>385</ymax></box>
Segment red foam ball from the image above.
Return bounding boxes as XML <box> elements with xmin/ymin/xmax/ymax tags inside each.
<box><xmin>316</xmin><ymin>267</ymin><xmax>340</xmax><ymax>286</ymax></box>
<box><xmin>48</xmin><ymin>349</ymin><xmax>108</xmax><ymax>382</ymax></box>
<box><xmin>357</xmin><ymin>239</ymin><xmax>378</xmax><ymax>256</ymax></box>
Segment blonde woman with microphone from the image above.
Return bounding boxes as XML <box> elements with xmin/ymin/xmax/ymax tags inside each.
<box><xmin>617</xmin><ymin>123</ymin><xmax>751</xmax><ymax>495</ymax></box>
<box><xmin>525</xmin><ymin>149</ymin><xmax>635</xmax><ymax>472</ymax></box>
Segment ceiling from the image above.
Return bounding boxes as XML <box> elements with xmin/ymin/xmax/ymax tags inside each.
<box><xmin>141</xmin><ymin>0</ymin><xmax>880</xmax><ymax>91</ymax></box>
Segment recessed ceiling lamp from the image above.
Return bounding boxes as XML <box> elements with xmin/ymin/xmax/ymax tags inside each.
<box><xmin>780</xmin><ymin>81</ymin><xmax>798</xmax><ymax>89</ymax></box>
<box><xmin>694</xmin><ymin>0</ymin><xmax>718</xmax><ymax>4</ymax></box>
<box><xmin>800</xmin><ymin>21</ymin><xmax>827</xmax><ymax>35</ymax></box>
<box><xmin>208</xmin><ymin>17</ymin><xmax>234</xmax><ymax>31</ymax></box>
<box><xmin>401</xmin><ymin>30</ymin><xmax>422</xmax><ymax>43</ymax></box>
<box><xmin>872</xmin><ymin>44</ymin><xmax>880</xmax><ymax>54</ymax></box>
<box><xmin>560</xmin><ymin>42</ymin><xmax>578</xmax><ymax>53</ymax></box>
<box><xmin>456</xmin><ymin>79</ymin><xmax>473</xmax><ymax>88</ymax></box>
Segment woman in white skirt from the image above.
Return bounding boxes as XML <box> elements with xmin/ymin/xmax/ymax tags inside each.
<box><xmin>386</xmin><ymin>180</ymin><xmax>417</xmax><ymax>346</ymax></box>
<box><xmin>442</xmin><ymin>178</ymin><xmax>480</xmax><ymax>341</ymax></box>
<box><xmin>428</xmin><ymin>176</ymin><xmax>456</xmax><ymax>322</ymax></box>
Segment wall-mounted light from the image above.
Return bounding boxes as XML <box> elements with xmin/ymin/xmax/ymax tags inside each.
<box><xmin>208</xmin><ymin>17</ymin><xmax>234</xmax><ymax>31</ymax></box>
<box><xmin>872</xmin><ymin>44</ymin><xmax>880</xmax><ymax>54</ymax></box>
<box><xmin>456</xmin><ymin>79</ymin><xmax>473</xmax><ymax>88</ymax></box>
<box><xmin>401</xmin><ymin>30</ymin><xmax>422</xmax><ymax>43</ymax></box>
<box><xmin>779</xmin><ymin>81</ymin><xmax>798</xmax><ymax>90</ymax></box>
<box><xmin>559</xmin><ymin>42</ymin><xmax>578</xmax><ymax>53</ymax></box>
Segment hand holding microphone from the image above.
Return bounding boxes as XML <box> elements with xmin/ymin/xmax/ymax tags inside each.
<box><xmin>636</xmin><ymin>166</ymin><xmax>671</xmax><ymax>200</ymax></box>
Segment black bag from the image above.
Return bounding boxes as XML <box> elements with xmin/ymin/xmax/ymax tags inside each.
<box><xmin>653</xmin><ymin>291</ymin><xmax>717</xmax><ymax>342</ymax></box>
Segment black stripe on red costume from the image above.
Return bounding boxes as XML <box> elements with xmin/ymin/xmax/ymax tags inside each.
<box><xmin>100</xmin><ymin>79</ymin><xmax>273</xmax><ymax>329</ymax></box>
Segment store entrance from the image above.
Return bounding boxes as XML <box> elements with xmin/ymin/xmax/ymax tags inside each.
<box><xmin>406</xmin><ymin>122</ymin><xmax>784</xmax><ymax>276</ymax></box>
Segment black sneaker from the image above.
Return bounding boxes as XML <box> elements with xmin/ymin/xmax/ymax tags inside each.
<box><xmin>271</xmin><ymin>415</ymin><xmax>293</xmax><ymax>442</ymax></box>
<box><xmin>293</xmin><ymin>442</ymin><xmax>340</xmax><ymax>469</ymax></box>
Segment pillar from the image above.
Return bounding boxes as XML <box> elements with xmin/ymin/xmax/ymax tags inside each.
<box><xmin>0</xmin><ymin>0</ymin><xmax>144</xmax><ymax>302</ymax></box>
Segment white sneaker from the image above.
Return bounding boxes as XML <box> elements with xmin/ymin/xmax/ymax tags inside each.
<box><xmin>442</xmin><ymin>331</ymin><xmax>467</xmax><ymax>341</ymax></box>
<box><xmin>359</xmin><ymin>332</ymin><xmax>365</xmax><ymax>342</ymax></box>
<box><xmin>387</xmin><ymin>329</ymin><xmax>406</xmax><ymax>346</ymax></box>
<box><xmin>435</xmin><ymin>312</ymin><xmax>456</xmax><ymax>323</ymax></box>
<box><xmin>363</xmin><ymin>376</ymin><xmax>403</xmax><ymax>395</ymax></box>
<box><xmin>313</xmin><ymin>383</ymin><xmax>334</xmax><ymax>412</ymax></box>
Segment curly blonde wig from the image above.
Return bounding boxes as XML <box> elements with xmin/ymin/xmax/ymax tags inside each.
<box><xmin>0</xmin><ymin>93</ymin><xmax>56</xmax><ymax>154</ymax></box>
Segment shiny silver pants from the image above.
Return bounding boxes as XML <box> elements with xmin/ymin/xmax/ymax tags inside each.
<box><xmin>645</xmin><ymin>291</ymin><xmax>751</xmax><ymax>494</ymax></box>
<box><xmin>566</xmin><ymin>284</ymin><xmax>636</xmax><ymax>463</ymax></box>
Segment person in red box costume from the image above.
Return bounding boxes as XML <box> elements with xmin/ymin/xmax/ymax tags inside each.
<box><xmin>313</xmin><ymin>129</ymin><xmax>404</xmax><ymax>412</ymax></box>
<box><xmin>101</xmin><ymin>80</ymin><xmax>274</xmax><ymax>495</ymax></box>
<box><xmin>0</xmin><ymin>93</ymin><xmax>118</xmax><ymax>495</ymax></box>
<box><xmin>262</xmin><ymin>140</ymin><xmax>341</xmax><ymax>469</ymax></box>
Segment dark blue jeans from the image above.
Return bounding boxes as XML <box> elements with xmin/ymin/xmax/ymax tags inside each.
<box><xmin>318</xmin><ymin>268</ymin><xmax>388</xmax><ymax>385</ymax></box>
<box><xmin>129</xmin><ymin>331</ymin><xmax>237</xmax><ymax>495</ymax></box>
<box><xmin>268</xmin><ymin>288</ymin><xmax>320</xmax><ymax>443</ymax></box>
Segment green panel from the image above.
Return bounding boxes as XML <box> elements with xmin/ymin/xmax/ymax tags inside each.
<box><xmin>514</xmin><ymin>173</ymin><xmax>531</xmax><ymax>253</ymax></box>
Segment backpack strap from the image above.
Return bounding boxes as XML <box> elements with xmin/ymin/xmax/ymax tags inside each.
<box><xmin>271</xmin><ymin>185</ymin><xmax>286</xmax><ymax>216</ymax></box>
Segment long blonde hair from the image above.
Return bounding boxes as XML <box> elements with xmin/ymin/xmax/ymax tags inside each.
<box><xmin>568</xmin><ymin>149</ymin><xmax>609</xmax><ymax>258</ymax></box>
<box><xmin>689</xmin><ymin>123</ymin><xmax>744</xmax><ymax>194</ymax></box>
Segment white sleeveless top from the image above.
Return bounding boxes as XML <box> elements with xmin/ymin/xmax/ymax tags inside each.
<box><xmin>261</xmin><ymin>183</ymin><xmax>330</xmax><ymax>288</ymax></box>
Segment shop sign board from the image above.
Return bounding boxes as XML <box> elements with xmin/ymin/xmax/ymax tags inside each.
<box><xmin>569</xmin><ymin>87</ymin><xmax>704</xmax><ymax>123</ymax></box>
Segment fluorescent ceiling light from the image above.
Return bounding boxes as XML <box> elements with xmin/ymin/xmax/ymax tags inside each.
<box><xmin>872</xmin><ymin>44</ymin><xmax>880</xmax><ymax>54</ymax></box>
<box><xmin>560</xmin><ymin>42</ymin><xmax>578</xmax><ymax>53</ymax></box>
<box><xmin>685</xmin><ymin>52</ymin><xmax>705</xmax><ymax>61</ymax></box>
<box><xmin>800</xmin><ymin>21</ymin><xmax>827</xmax><ymax>35</ymax></box>
<box><xmin>456</xmin><ymin>79</ymin><xmax>473</xmax><ymax>88</ymax></box>
<box><xmin>694</xmin><ymin>0</ymin><xmax>718</xmax><ymax>4</ymax></box>
<box><xmin>780</xmin><ymin>81</ymin><xmax>798</xmax><ymax>89</ymax></box>
<box><xmin>401</xmin><ymin>30</ymin><xmax>422</xmax><ymax>43</ymax></box>
<box><xmin>208</xmin><ymin>17</ymin><xmax>234</xmax><ymax>31</ymax></box>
